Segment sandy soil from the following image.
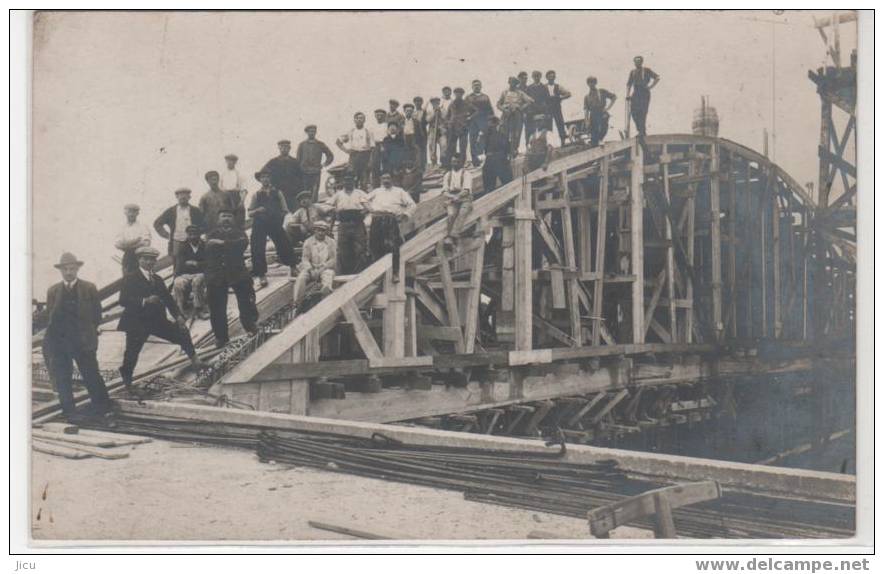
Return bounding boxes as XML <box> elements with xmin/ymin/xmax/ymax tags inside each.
<box><xmin>31</xmin><ymin>438</ymin><xmax>649</xmax><ymax>544</ymax></box>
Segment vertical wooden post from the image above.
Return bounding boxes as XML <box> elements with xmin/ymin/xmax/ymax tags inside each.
<box><xmin>760</xmin><ymin>168</ymin><xmax>769</xmax><ymax>337</ymax></box>
<box><xmin>653</xmin><ymin>492</ymin><xmax>677</xmax><ymax>539</ymax></box>
<box><xmin>630</xmin><ymin>142</ymin><xmax>645</xmax><ymax>343</ymax></box>
<box><xmin>772</xmin><ymin>180</ymin><xmax>782</xmax><ymax>339</ymax></box>
<box><xmin>745</xmin><ymin>161</ymin><xmax>753</xmax><ymax>339</ymax></box>
<box><xmin>383</xmin><ymin>262</ymin><xmax>406</xmax><ymax>358</ymax></box>
<box><xmin>592</xmin><ymin>156</ymin><xmax>610</xmax><ymax>346</ymax></box>
<box><xmin>462</xmin><ymin>235</ymin><xmax>487</xmax><ymax>354</ymax></box>
<box><xmin>514</xmin><ymin>177</ymin><xmax>534</xmax><ymax>350</ymax></box>
<box><xmin>728</xmin><ymin>156</ymin><xmax>738</xmax><ymax>338</ymax></box>
<box><xmin>405</xmin><ymin>292</ymin><xmax>418</xmax><ymax>356</ymax></box>
<box><xmin>436</xmin><ymin>242</ymin><xmax>465</xmax><ymax>353</ymax></box>
<box><xmin>661</xmin><ymin>147</ymin><xmax>677</xmax><ymax>342</ymax></box>
<box><xmin>684</xmin><ymin>147</ymin><xmax>697</xmax><ymax>343</ymax></box>
<box><xmin>497</xmin><ymin>222</ymin><xmax>516</xmax><ymax>344</ymax></box>
<box><xmin>709</xmin><ymin>143</ymin><xmax>723</xmax><ymax>341</ymax></box>
<box><xmin>558</xmin><ymin>172</ymin><xmax>583</xmax><ymax>346</ymax></box>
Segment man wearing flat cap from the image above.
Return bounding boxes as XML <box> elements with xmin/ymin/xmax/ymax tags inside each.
<box><xmin>284</xmin><ymin>190</ymin><xmax>322</xmax><ymax>256</ymax></box>
<box><xmin>114</xmin><ymin>203</ymin><xmax>152</xmax><ymax>276</ymax></box>
<box><xmin>261</xmin><ymin>139</ymin><xmax>303</xmax><ymax>211</ymax></box>
<box><xmin>497</xmin><ymin>76</ymin><xmax>535</xmax><ymax>157</ymax></box>
<box><xmin>172</xmin><ymin>224</ymin><xmax>208</xmax><ymax>320</ymax></box>
<box><xmin>154</xmin><ymin>187</ymin><xmax>206</xmax><ymax>257</ymax></box>
<box><xmin>220</xmin><ymin>153</ymin><xmax>248</xmax><ymax>215</ymax></box>
<box><xmin>293</xmin><ymin>220</ymin><xmax>337</xmax><ymax>306</ymax></box>
<box><xmin>248</xmin><ymin>170</ymin><xmax>296</xmax><ymax>287</ymax></box>
<box><xmin>369</xmin><ymin>109</ymin><xmax>389</xmax><ymax>188</ymax></box>
<box><xmin>445</xmin><ymin>87</ymin><xmax>476</xmax><ymax>169</ymax></box>
<box><xmin>118</xmin><ymin>246</ymin><xmax>205</xmax><ymax>389</ymax></box>
<box><xmin>425</xmin><ymin>96</ymin><xmax>447</xmax><ymax>169</ymax></box>
<box><xmin>198</xmin><ymin>170</ymin><xmax>241</xmax><ymax>232</ymax></box>
<box><xmin>42</xmin><ymin>253</ymin><xmax>112</xmax><ymax>420</ymax></box>
<box><xmin>296</xmin><ymin>125</ymin><xmax>334</xmax><ymax>202</ymax></box>
<box><xmin>204</xmin><ymin>209</ymin><xmax>259</xmax><ymax>347</ymax></box>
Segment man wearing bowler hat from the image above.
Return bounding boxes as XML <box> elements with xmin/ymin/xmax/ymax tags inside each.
<box><xmin>153</xmin><ymin>187</ymin><xmax>206</xmax><ymax>257</ymax></box>
<box><xmin>118</xmin><ymin>246</ymin><xmax>205</xmax><ymax>390</ymax></box>
<box><xmin>42</xmin><ymin>253</ymin><xmax>112</xmax><ymax>420</ymax></box>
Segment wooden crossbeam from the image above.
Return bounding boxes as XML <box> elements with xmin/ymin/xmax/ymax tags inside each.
<box><xmin>341</xmin><ymin>300</ymin><xmax>383</xmax><ymax>360</ymax></box>
<box><xmin>559</xmin><ymin>172</ymin><xmax>584</xmax><ymax>345</ymax></box>
<box><xmin>436</xmin><ymin>242</ymin><xmax>465</xmax><ymax>353</ymax></box>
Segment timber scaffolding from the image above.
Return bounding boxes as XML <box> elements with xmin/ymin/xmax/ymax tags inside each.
<box><xmin>32</xmin><ymin>131</ymin><xmax>857</xmax><ymax>528</ymax></box>
<box><xmin>32</xmin><ymin>133</ymin><xmax>856</xmax><ymax>437</ymax></box>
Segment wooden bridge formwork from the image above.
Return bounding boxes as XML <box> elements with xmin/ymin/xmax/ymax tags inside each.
<box><xmin>211</xmin><ymin>134</ymin><xmax>854</xmax><ymax>423</ymax></box>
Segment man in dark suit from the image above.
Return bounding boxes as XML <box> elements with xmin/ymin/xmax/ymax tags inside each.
<box><xmin>153</xmin><ymin>187</ymin><xmax>206</xmax><ymax>256</ymax></box>
<box><xmin>42</xmin><ymin>252</ymin><xmax>112</xmax><ymax>419</ymax></box>
<box><xmin>205</xmin><ymin>209</ymin><xmax>259</xmax><ymax>348</ymax></box>
<box><xmin>118</xmin><ymin>246</ymin><xmax>205</xmax><ymax>388</ymax></box>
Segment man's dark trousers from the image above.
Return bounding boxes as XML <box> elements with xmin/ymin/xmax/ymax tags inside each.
<box><xmin>206</xmin><ymin>279</ymin><xmax>258</xmax><ymax>346</ymax></box>
<box><xmin>120</xmin><ymin>319</ymin><xmax>196</xmax><ymax>382</ymax></box>
<box><xmin>482</xmin><ymin>154</ymin><xmax>513</xmax><ymax>194</ymax></box>
<box><xmin>47</xmin><ymin>344</ymin><xmax>110</xmax><ymax>416</ymax></box>
<box><xmin>630</xmin><ymin>91</ymin><xmax>650</xmax><ymax>136</ymax></box>
<box><xmin>251</xmin><ymin>219</ymin><xmax>295</xmax><ymax>277</ymax></box>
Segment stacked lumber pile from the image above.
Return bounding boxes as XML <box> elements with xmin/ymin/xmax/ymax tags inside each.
<box><xmin>31</xmin><ymin>422</ymin><xmax>151</xmax><ymax>460</ymax></box>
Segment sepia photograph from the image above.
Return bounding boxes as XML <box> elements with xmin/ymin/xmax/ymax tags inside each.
<box><xmin>16</xmin><ymin>8</ymin><xmax>870</xmax><ymax>552</ymax></box>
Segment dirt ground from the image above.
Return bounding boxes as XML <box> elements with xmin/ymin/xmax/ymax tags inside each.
<box><xmin>31</xmin><ymin>438</ymin><xmax>649</xmax><ymax>544</ymax></box>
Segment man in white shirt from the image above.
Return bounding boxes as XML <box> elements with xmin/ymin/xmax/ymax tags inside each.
<box><xmin>293</xmin><ymin>221</ymin><xmax>337</xmax><ymax>306</ymax></box>
<box><xmin>369</xmin><ymin>108</ymin><xmax>389</xmax><ymax>188</ymax></box>
<box><xmin>367</xmin><ymin>172</ymin><xmax>416</xmax><ymax>281</ymax></box>
<box><xmin>441</xmin><ymin>155</ymin><xmax>473</xmax><ymax>246</ymax></box>
<box><xmin>545</xmin><ymin>70</ymin><xmax>572</xmax><ymax>145</ymax></box>
<box><xmin>327</xmin><ymin>173</ymin><xmax>369</xmax><ymax>274</ymax></box>
<box><xmin>220</xmin><ymin>154</ymin><xmax>247</xmax><ymax>226</ymax></box>
<box><xmin>336</xmin><ymin>112</ymin><xmax>375</xmax><ymax>191</ymax></box>
<box><xmin>440</xmin><ymin>86</ymin><xmax>453</xmax><ymax>116</ymax></box>
<box><xmin>114</xmin><ymin>203</ymin><xmax>152</xmax><ymax>276</ymax></box>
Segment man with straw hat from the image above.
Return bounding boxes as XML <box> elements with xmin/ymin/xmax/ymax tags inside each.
<box><xmin>42</xmin><ymin>252</ymin><xmax>112</xmax><ymax>420</ymax></box>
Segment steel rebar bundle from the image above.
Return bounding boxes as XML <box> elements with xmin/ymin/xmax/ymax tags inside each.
<box><xmin>78</xmin><ymin>412</ymin><xmax>855</xmax><ymax>540</ymax></box>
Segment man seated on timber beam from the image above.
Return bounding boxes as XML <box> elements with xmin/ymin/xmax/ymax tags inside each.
<box><xmin>367</xmin><ymin>172</ymin><xmax>416</xmax><ymax>282</ymax></box>
<box><xmin>118</xmin><ymin>246</ymin><xmax>206</xmax><ymax>392</ymax></box>
<box><xmin>205</xmin><ymin>209</ymin><xmax>259</xmax><ymax>349</ymax></box>
<box><xmin>171</xmin><ymin>224</ymin><xmax>208</xmax><ymax>320</ymax></box>
<box><xmin>42</xmin><ymin>252</ymin><xmax>113</xmax><ymax>421</ymax></box>
<box><xmin>441</xmin><ymin>154</ymin><xmax>474</xmax><ymax>250</ymax></box>
<box><xmin>293</xmin><ymin>220</ymin><xmax>337</xmax><ymax>307</ymax></box>
<box><xmin>284</xmin><ymin>190</ymin><xmax>322</xmax><ymax>262</ymax></box>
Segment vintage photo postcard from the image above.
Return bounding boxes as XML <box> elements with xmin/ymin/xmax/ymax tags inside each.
<box><xmin>18</xmin><ymin>9</ymin><xmax>870</xmax><ymax>550</ymax></box>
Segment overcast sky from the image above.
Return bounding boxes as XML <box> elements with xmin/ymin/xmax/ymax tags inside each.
<box><xmin>31</xmin><ymin>10</ymin><xmax>857</xmax><ymax>294</ymax></box>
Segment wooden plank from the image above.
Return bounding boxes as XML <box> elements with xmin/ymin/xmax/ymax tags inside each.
<box><xmin>307</xmin><ymin>521</ymin><xmax>393</xmax><ymax>540</ymax></box>
<box><xmin>727</xmin><ymin>156</ymin><xmax>738</xmax><ymax>338</ymax></box>
<box><xmin>435</xmin><ymin>242</ymin><xmax>465</xmax><ymax>353</ymax></box>
<box><xmin>33</xmin><ymin>438</ymin><xmax>129</xmax><ymax>460</ymax></box>
<box><xmin>368</xmin><ymin>356</ymin><xmax>434</xmax><ymax>369</ymax></box>
<box><xmin>413</xmin><ymin>281</ymin><xmax>447</xmax><ymax>326</ymax></box>
<box><xmin>772</xmin><ymin>187</ymin><xmax>782</xmax><ymax>338</ymax></box>
<box><xmin>588</xmin><ymin>389</ymin><xmax>630</xmax><ymax>425</ymax></box>
<box><xmin>383</xmin><ymin>266</ymin><xmax>406</xmax><ymax>358</ymax></box>
<box><xmin>220</xmin><ymin>255</ymin><xmax>391</xmax><ymax>385</ymax></box>
<box><xmin>592</xmin><ymin>156</ymin><xmax>610</xmax><ymax>345</ymax></box>
<box><xmin>709</xmin><ymin>144</ymin><xmax>723</xmax><ymax>339</ymax></box>
<box><xmin>566</xmin><ymin>392</ymin><xmax>608</xmax><ymax>426</ymax></box>
<box><xmin>33</xmin><ymin>441</ymin><xmax>92</xmax><ymax>459</ymax></box>
<box><xmin>663</xmin><ymin>146</ymin><xmax>678</xmax><ymax>342</ymax></box>
<box><xmin>462</xmin><ymin>237</ymin><xmax>486</xmax><ymax>354</ymax></box>
<box><xmin>588</xmin><ymin>481</ymin><xmax>721</xmax><ymax>539</ymax></box>
<box><xmin>549</xmin><ymin>267</ymin><xmax>566</xmax><ymax>309</ymax></box>
<box><xmin>341</xmin><ymin>300</ymin><xmax>383</xmax><ymax>360</ymax></box>
<box><xmin>642</xmin><ymin>268</ymin><xmax>668</xmax><ymax>340</ymax></box>
<box><xmin>559</xmin><ymin>175</ymin><xmax>584</xmax><ymax>345</ymax></box>
<box><xmin>684</xmin><ymin>146</ymin><xmax>697</xmax><ymax>343</ymax></box>
<box><xmin>405</xmin><ymin>293</ymin><xmax>418</xmax><ymax>357</ymax></box>
<box><xmin>630</xmin><ymin>143</ymin><xmax>645</xmax><ymax>343</ymax></box>
<box><xmin>514</xmin><ymin>180</ymin><xmax>534</xmax><ymax>351</ymax></box>
<box><xmin>32</xmin><ymin>429</ymin><xmax>121</xmax><ymax>448</ymax></box>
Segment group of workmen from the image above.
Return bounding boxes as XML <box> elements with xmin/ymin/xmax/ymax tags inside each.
<box><xmin>40</xmin><ymin>57</ymin><xmax>660</xmax><ymax>421</ymax></box>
